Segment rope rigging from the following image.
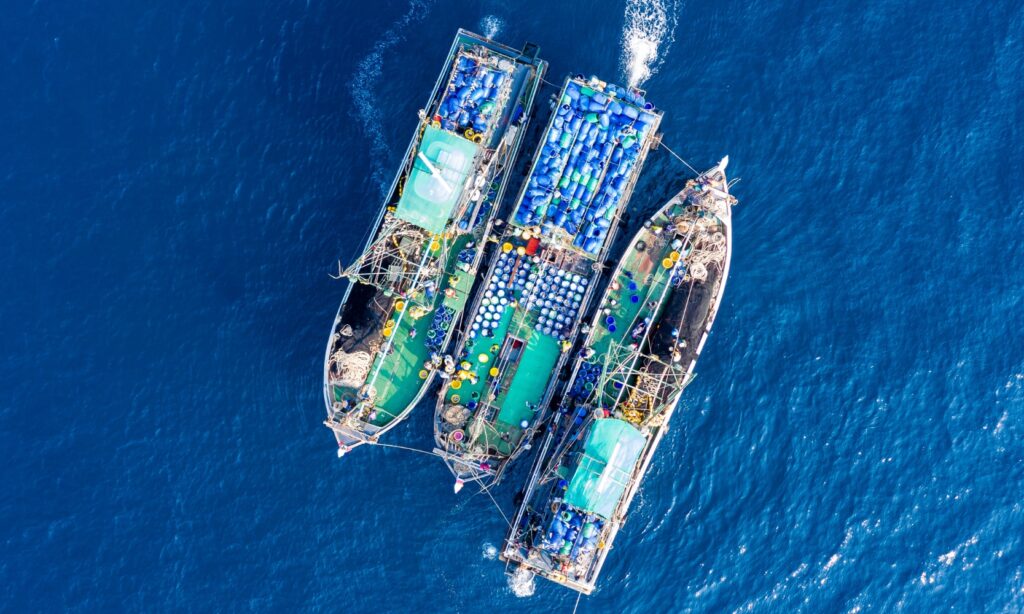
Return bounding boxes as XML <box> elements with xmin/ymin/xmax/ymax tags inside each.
<box><xmin>355</xmin><ymin>439</ymin><xmax>513</xmax><ymax>529</ymax></box>
<box><xmin>659</xmin><ymin>141</ymin><xmax>701</xmax><ymax>177</ymax></box>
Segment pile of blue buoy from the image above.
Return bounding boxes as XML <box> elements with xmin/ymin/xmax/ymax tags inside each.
<box><xmin>542</xmin><ymin>504</ymin><xmax>604</xmax><ymax>560</ymax></box>
<box><xmin>513</xmin><ymin>80</ymin><xmax>659</xmax><ymax>255</ymax></box>
<box><xmin>437</xmin><ymin>55</ymin><xmax>506</xmax><ymax>137</ymax></box>
<box><xmin>456</xmin><ymin>246</ymin><xmax>476</xmax><ymax>266</ymax></box>
<box><xmin>568</xmin><ymin>361</ymin><xmax>602</xmax><ymax>400</ymax></box>
<box><xmin>425</xmin><ymin>305</ymin><xmax>455</xmax><ymax>352</ymax></box>
<box><xmin>526</xmin><ymin>267</ymin><xmax>587</xmax><ymax>339</ymax></box>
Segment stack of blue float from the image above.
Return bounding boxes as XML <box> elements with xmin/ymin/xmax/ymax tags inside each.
<box><xmin>437</xmin><ymin>54</ymin><xmax>507</xmax><ymax>137</ymax></box>
<box><xmin>542</xmin><ymin>504</ymin><xmax>604</xmax><ymax>560</ymax></box>
<box><xmin>513</xmin><ymin>79</ymin><xmax>660</xmax><ymax>256</ymax></box>
<box><xmin>456</xmin><ymin>245</ymin><xmax>476</xmax><ymax>266</ymax></box>
<box><xmin>425</xmin><ymin>305</ymin><xmax>455</xmax><ymax>352</ymax></box>
<box><xmin>468</xmin><ymin>251</ymin><xmax>528</xmax><ymax>340</ymax></box>
<box><xmin>526</xmin><ymin>267</ymin><xmax>587</xmax><ymax>340</ymax></box>
<box><xmin>568</xmin><ymin>361</ymin><xmax>602</xmax><ymax>401</ymax></box>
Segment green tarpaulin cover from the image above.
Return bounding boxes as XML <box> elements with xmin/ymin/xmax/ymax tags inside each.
<box><xmin>564</xmin><ymin>419</ymin><xmax>646</xmax><ymax>519</ymax></box>
<box><xmin>394</xmin><ymin>126</ymin><xmax>479</xmax><ymax>234</ymax></box>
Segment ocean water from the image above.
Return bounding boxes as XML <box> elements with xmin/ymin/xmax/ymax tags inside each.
<box><xmin>3</xmin><ymin>0</ymin><xmax>1023</xmax><ymax>611</ymax></box>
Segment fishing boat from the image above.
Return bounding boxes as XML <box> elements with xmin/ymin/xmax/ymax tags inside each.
<box><xmin>501</xmin><ymin>158</ymin><xmax>736</xmax><ymax>594</ymax></box>
<box><xmin>323</xmin><ymin>31</ymin><xmax>547</xmax><ymax>456</ymax></box>
<box><xmin>432</xmin><ymin>76</ymin><xmax>663</xmax><ymax>492</ymax></box>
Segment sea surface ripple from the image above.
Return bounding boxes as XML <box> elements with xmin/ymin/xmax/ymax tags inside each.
<box><xmin>2</xmin><ymin>0</ymin><xmax>1022</xmax><ymax>611</ymax></box>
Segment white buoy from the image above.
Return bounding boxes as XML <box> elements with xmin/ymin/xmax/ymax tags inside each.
<box><xmin>454</xmin><ymin>479</ymin><xmax>465</xmax><ymax>494</ymax></box>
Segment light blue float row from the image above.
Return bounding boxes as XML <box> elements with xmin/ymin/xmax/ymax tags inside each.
<box><xmin>526</xmin><ymin>267</ymin><xmax>586</xmax><ymax>340</ymax></box>
<box><xmin>513</xmin><ymin>79</ymin><xmax>660</xmax><ymax>255</ymax></box>
<box><xmin>437</xmin><ymin>55</ymin><xmax>507</xmax><ymax>137</ymax></box>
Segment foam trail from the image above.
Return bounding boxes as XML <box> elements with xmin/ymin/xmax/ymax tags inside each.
<box><xmin>621</xmin><ymin>0</ymin><xmax>679</xmax><ymax>88</ymax></box>
<box><xmin>350</xmin><ymin>1</ymin><xmax>433</xmax><ymax>194</ymax></box>
<box><xmin>507</xmin><ymin>567</ymin><xmax>536</xmax><ymax>597</ymax></box>
<box><xmin>481</xmin><ymin>541</ymin><xmax>498</xmax><ymax>560</ymax></box>
<box><xmin>479</xmin><ymin>15</ymin><xmax>503</xmax><ymax>39</ymax></box>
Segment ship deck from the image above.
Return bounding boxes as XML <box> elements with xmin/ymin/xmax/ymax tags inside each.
<box><xmin>326</xmin><ymin>30</ymin><xmax>548</xmax><ymax>440</ymax></box>
<box><xmin>588</xmin><ymin>229</ymin><xmax>676</xmax><ymax>358</ymax></box>
<box><xmin>441</xmin><ymin>234</ymin><xmax>586</xmax><ymax>455</ymax></box>
<box><xmin>353</xmin><ymin>234</ymin><xmax>477</xmax><ymax>425</ymax></box>
<box><xmin>503</xmin><ymin>161</ymin><xmax>735</xmax><ymax>595</ymax></box>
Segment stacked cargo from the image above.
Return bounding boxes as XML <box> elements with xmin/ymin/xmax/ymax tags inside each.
<box><xmin>513</xmin><ymin>79</ymin><xmax>661</xmax><ymax>255</ymax></box>
<box><xmin>437</xmin><ymin>55</ymin><xmax>509</xmax><ymax>138</ymax></box>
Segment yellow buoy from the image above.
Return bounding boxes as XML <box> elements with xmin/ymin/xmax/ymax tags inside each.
<box><xmin>386</xmin><ymin>319</ymin><xmax>396</xmax><ymax>329</ymax></box>
<box><xmin>460</xmin><ymin>360</ymin><xmax>471</xmax><ymax>370</ymax></box>
<box><xmin>465</xmin><ymin>128</ymin><xmax>475</xmax><ymax>138</ymax></box>
<box><xmin>395</xmin><ymin>300</ymin><xmax>406</xmax><ymax>312</ymax></box>
<box><xmin>451</xmin><ymin>394</ymin><xmax>461</xmax><ymax>404</ymax></box>
<box><xmin>490</xmin><ymin>344</ymin><xmax>500</xmax><ymax>353</ymax></box>
<box><xmin>669</xmin><ymin>250</ymin><xmax>680</xmax><ymax>262</ymax></box>
<box><xmin>502</xmin><ymin>242</ymin><xmax>513</xmax><ymax>254</ymax></box>
<box><xmin>516</xmin><ymin>246</ymin><xmax>526</xmax><ymax>256</ymax></box>
<box><xmin>429</xmin><ymin>240</ymin><xmax>440</xmax><ymax>251</ymax></box>
<box><xmin>489</xmin><ymin>367</ymin><xmax>499</xmax><ymax>377</ymax></box>
<box><xmin>418</xmin><ymin>369</ymin><xmax>428</xmax><ymax>379</ymax></box>
<box><xmin>478</xmin><ymin>354</ymin><xmax>489</xmax><ymax>363</ymax></box>
<box><xmin>382</xmin><ymin>327</ymin><xmax>393</xmax><ymax>338</ymax></box>
<box><xmin>451</xmin><ymin>380</ymin><xmax>462</xmax><ymax>390</ymax></box>
<box><xmin>662</xmin><ymin>257</ymin><xmax>674</xmax><ymax>269</ymax></box>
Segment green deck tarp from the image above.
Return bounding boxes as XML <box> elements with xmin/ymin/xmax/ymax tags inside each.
<box><xmin>564</xmin><ymin>419</ymin><xmax>646</xmax><ymax>519</ymax></box>
<box><xmin>395</xmin><ymin>126</ymin><xmax>479</xmax><ymax>234</ymax></box>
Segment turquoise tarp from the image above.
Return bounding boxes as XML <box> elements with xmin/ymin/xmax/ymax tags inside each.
<box><xmin>563</xmin><ymin>418</ymin><xmax>646</xmax><ymax>519</ymax></box>
<box><xmin>394</xmin><ymin>126</ymin><xmax>479</xmax><ymax>234</ymax></box>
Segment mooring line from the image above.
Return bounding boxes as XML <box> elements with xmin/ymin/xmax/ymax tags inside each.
<box><xmin>365</xmin><ymin>440</ymin><xmax>513</xmax><ymax>529</ymax></box>
<box><xmin>660</xmin><ymin>142</ymin><xmax>701</xmax><ymax>176</ymax></box>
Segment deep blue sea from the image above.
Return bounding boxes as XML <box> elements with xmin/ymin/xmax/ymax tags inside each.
<box><xmin>4</xmin><ymin>0</ymin><xmax>1023</xmax><ymax>611</ymax></box>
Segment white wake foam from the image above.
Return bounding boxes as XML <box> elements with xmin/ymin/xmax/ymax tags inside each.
<box><xmin>621</xmin><ymin>0</ymin><xmax>679</xmax><ymax>88</ymax></box>
<box><xmin>507</xmin><ymin>567</ymin><xmax>536</xmax><ymax>597</ymax></box>
<box><xmin>350</xmin><ymin>1</ymin><xmax>433</xmax><ymax>194</ymax></box>
<box><xmin>480</xmin><ymin>15</ymin><xmax>504</xmax><ymax>40</ymax></box>
<box><xmin>481</xmin><ymin>541</ymin><xmax>498</xmax><ymax>560</ymax></box>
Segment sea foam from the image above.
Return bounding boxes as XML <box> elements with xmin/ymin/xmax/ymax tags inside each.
<box><xmin>621</xmin><ymin>0</ymin><xmax>679</xmax><ymax>88</ymax></box>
